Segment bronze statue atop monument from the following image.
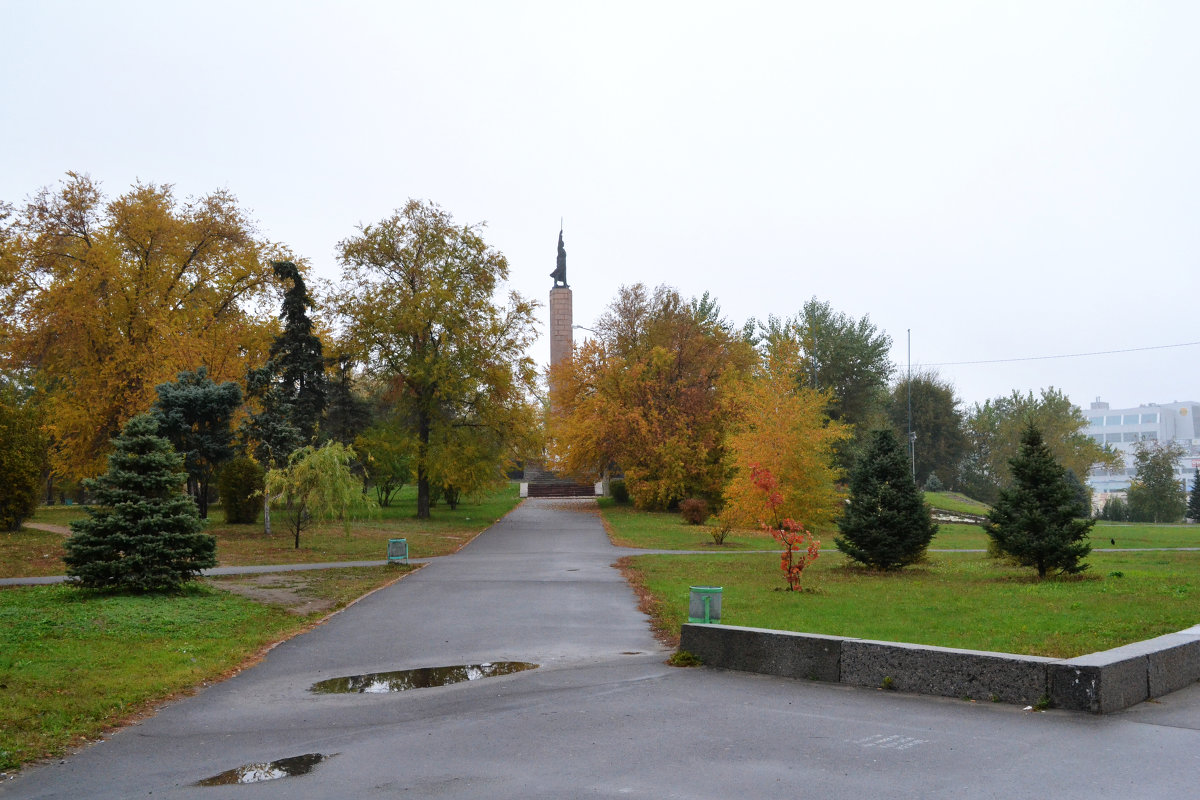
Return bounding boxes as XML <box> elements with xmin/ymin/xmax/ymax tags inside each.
<box><xmin>548</xmin><ymin>227</ymin><xmax>572</xmax><ymax>368</ymax></box>
<box><xmin>550</xmin><ymin>228</ymin><xmax>568</xmax><ymax>287</ymax></box>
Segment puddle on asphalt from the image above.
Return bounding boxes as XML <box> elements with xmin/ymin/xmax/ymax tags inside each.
<box><xmin>195</xmin><ymin>753</ymin><xmax>329</xmax><ymax>786</ymax></box>
<box><xmin>310</xmin><ymin>662</ymin><xmax>538</xmax><ymax>694</ymax></box>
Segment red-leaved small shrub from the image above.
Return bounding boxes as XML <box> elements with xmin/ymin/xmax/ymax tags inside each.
<box><xmin>751</xmin><ymin>464</ymin><xmax>820</xmax><ymax>591</ymax></box>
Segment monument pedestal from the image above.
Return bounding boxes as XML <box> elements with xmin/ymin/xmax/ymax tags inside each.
<box><xmin>549</xmin><ymin>286</ymin><xmax>572</xmax><ymax>366</ymax></box>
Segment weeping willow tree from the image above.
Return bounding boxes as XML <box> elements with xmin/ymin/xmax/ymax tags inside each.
<box><xmin>264</xmin><ymin>441</ymin><xmax>371</xmax><ymax>548</ymax></box>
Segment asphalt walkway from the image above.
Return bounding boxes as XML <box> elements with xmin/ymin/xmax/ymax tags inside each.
<box><xmin>3</xmin><ymin>499</ymin><xmax>1199</xmax><ymax>798</ymax></box>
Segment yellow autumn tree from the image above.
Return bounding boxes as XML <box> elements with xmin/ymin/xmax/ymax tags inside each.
<box><xmin>0</xmin><ymin>173</ymin><xmax>282</xmax><ymax>479</ymax></box>
<box><xmin>721</xmin><ymin>338</ymin><xmax>850</xmax><ymax>531</ymax></box>
<box><xmin>334</xmin><ymin>199</ymin><xmax>541</xmax><ymax>519</ymax></box>
<box><xmin>548</xmin><ymin>285</ymin><xmax>754</xmax><ymax>510</ymax></box>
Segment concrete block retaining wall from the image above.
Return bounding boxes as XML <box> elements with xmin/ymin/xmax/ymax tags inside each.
<box><xmin>679</xmin><ymin>623</ymin><xmax>1200</xmax><ymax>713</ymax></box>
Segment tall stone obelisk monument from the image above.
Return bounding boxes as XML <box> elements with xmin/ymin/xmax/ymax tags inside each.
<box><xmin>549</xmin><ymin>228</ymin><xmax>572</xmax><ymax>367</ymax></box>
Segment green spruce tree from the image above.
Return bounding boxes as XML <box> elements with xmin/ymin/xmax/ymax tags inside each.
<box><xmin>243</xmin><ymin>261</ymin><xmax>327</xmax><ymax>534</ymax></box>
<box><xmin>985</xmin><ymin>423</ymin><xmax>1094</xmax><ymax>578</ymax></box>
<box><xmin>320</xmin><ymin>352</ymin><xmax>373</xmax><ymax>446</ymax></box>
<box><xmin>64</xmin><ymin>414</ymin><xmax>216</xmax><ymax>591</ymax></box>
<box><xmin>835</xmin><ymin>428</ymin><xmax>938</xmax><ymax>570</ymax></box>
<box><xmin>266</xmin><ymin>260</ymin><xmax>326</xmax><ymax>443</ymax></box>
<box><xmin>152</xmin><ymin>367</ymin><xmax>242</xmax><ymax>519</ymax></box>
<box><xmin>1187</xmin><ymin>468</ymin><xmax>1200</xmax><ymax>523</ymax></box>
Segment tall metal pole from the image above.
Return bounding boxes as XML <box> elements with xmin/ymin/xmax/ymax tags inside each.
<box><xmin>907</xmin><ymin>329</ymin><xmax>915</xmax><ymax>482</ymax></box>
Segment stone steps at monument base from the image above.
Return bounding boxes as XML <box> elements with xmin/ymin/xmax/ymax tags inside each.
<box><xmin>526</xmin><ymin>481</ymin><xmax>595</xmax><ymax>498</ymax></box>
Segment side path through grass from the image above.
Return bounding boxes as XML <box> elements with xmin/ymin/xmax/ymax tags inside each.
<box><xmin>600</xmin><ymin>495</ymin><xmax>1200</xmax><ymax>659</ymax></box>
<box><xmin>0</xmin><ymin>484</ymin><xmax>522</xmax><ymax>773</ymax></box>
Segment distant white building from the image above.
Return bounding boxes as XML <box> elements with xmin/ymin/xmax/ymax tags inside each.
<box><xmin>1084</xmin><ymin>399</ymin><xmax>1200</xmax><ymax>496</ymax></box>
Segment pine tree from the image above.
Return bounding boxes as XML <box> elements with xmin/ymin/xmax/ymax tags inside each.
<box><xmin>1187</xmin><ymin>468</ymin><xmax>1200</xmax><ymax>523</ymax></box>
<box><xmin>152</xmin><ymin>367</ymin><xmax>242</xmax><ymax>519</ymax></box>
<box><xmin>243</xmin><ymin>261</ymin><xmax>327</xmax><ymax>534</ymax></box>
<box><xmin>835</xmin><ymin>428</ymin><xmax>937</xmax><ymax>570</ymax></box>
<box><xmin>266</xmin><ymin>260</ymin><xmax>326</xmax><ymax>444</ymax></box>
<box><xmin>64</xmin><ymin>415</ymin><xmax>216</xmax><ymax>591</ymax></box>
<box><xmin>320</xmin><ymin>352</ymin><xmax>373</xmax><ymax>446</ymax></box>
<box><xmin>985</xmin><ymin>424</ymin><xmax>1094</xmax><ymax>578</ymax></box>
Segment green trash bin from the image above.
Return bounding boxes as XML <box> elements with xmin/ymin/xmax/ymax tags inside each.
<box><xmin>387</xmin><ymin>538</ymin><xmax>408</xmax><ymax>564</ymax></box>
<box><xmin>688</xmin><ymin>586</ymin><xmax>722</xmax><ymax>624</ymax></box>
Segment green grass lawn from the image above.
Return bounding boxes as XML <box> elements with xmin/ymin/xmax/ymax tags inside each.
<box><xmin>623</xmin><ymin>549</ymin><xmax>1200</xmax><ymax>659</ymax></box>
<box><xmin>924</xmin><ymin>491</ymin><xmax>990</xmax><ymax>515</ymax></box>
<box><xmin>928</xmin><ymin>521</ymin><xmax>1200</xmax><ymax>551</ymax></box>
<box><xmin>602</xmin><ymin>502</ymin><xmax>1200</xmax><ymax>659</ymax></box>
<box><xmin>3</xmin><ymin>483</ymin><xmax>522</xmax><ymax>578</ymax></box>
<box><xmin>23</xmin><ymin>505</ymin><xmax>90</xmax><ymax>527</ymax></box>
<box><xmin>596</xmin><ymin>499</ymin><xmax>1200</xmax><ymax>555</ymax></box>
<box><xmin>210</xmin><ymin>483</ymin><xmax>520</xmax><ymax>566</ymax></box>
<box><xmin>599</xmin><ymin>497</ymin><xmax>784</xmax><ymax>550</ymax></box>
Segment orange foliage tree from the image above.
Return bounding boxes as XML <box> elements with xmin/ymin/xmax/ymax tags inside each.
<box><xmin>0</xmin><ymin>174</ymin><xmax>282</xmax><ymax>479</ymax></box>
<box><xmin>548</xmin><ymin>285</ymin><xmax>753</xmax><ymax>511</ymax></box>
<box><xmin>720</xmin><ymin>338</ymin><xmax>850</xmax><ymax>532</ymax></box>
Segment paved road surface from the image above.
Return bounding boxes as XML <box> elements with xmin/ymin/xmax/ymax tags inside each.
<box><xmin>3</xmin><ymin>499</ymin><xmax>1199</xmax><ymax>798</ymax></box>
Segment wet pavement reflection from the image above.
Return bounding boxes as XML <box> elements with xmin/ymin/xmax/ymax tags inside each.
<box><xmin>195</xmin><ymin>753</ymin><xmax>329</xmax><ymax>786</ymax></box>
<box><xmin>310</xmin><ymin>662</ymin><xmax>538</xmax><ymax>694</ymax></box>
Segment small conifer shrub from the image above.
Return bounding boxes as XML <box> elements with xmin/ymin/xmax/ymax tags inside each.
<box><xmin>64</xmin><ymin>415</ymin><xmax>216</xmax><ymax>591</ymax></box>
<box><xmin>985</xmin><ymin>424</ymin><xmax>1094</xmax><ymax>578</ymax></box>
<box><xmin>836</xmin><ymin>428</ymin><xmax>937</xmax><ymax>570</ymax></box>
<box><xmin>218</xmin><ymin>456</ymin><xmax>265</xmax><ymax>524</ymax></box>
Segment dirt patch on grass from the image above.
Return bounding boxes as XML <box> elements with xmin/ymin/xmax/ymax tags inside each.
<box><xmin>212</xmin><ymin>574</ymin><xmax>336</xmax><ymax>616</ymax></box>
<box><xmin>23</xmin><ymin>522</ymin><xmax>70</xmax><ymax>535</ymax></box>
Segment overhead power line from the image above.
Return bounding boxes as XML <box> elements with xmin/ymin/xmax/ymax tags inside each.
<box><xmin>919</xmin><ymin>340</ymin><xmax>1200</xmax><ymax>368</ymax></box>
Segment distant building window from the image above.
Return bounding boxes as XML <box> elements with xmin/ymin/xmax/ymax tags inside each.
<box><xmin>1123</xmin><ymin>414</ymin><xmax>1139</xmax><ymax>424</ymax></box>
<box><xmin>1126</xmin><ymin>468</ymin><xmax>1138</xmax><ymax>476</ymax></box>
<box><xmin>1123</xmin><ymin>432</ymin><xmax>1139</xmax><ymax>442</ymax></box>
<box><xmin>1106</xmin><ymin>433</ymin><xmax>1125</xmax><ymax>444</ymax></box>
<box><xmin>1091</xmin><ymin>434</ymin><xmax>1104</xmax><ymax>444</ymax></box>
<box><xmin>1089</xmin><ymin>417</ymin><xmax>1104</xmax><ymax>427</ymax></box>
<box><xmin>1142</xmin><ymin>413</ymin><xmax>1158</xmax><ymax>424</ymax></box>
<box><xmin>1106</xmin><ymin>415</ymin><xmax>1121</xmax><ymax>425</ymax></box>
<box><xmin>1143</xmin><ymin>432</ymin><xmax>1158</xmax><ymax>441</ymax></box>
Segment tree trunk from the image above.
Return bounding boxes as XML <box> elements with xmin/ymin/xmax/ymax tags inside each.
<box><xmin>417</xmin><ymin>470</ymin><xmax>431</xmax><ymax>519</ymax></box>
<box><xmin>263</xmin><ymin>493</ymin><xmax>272</xmax><ymax>536</ymax></box>
<box><xmin>416</xmin><ymin>406</ymin><xmax>431</xmax><ymax>519</ymax></box>
<box><xmin>197</xmin><ymin>478</ymin><xmax>209</xmax><ymax>519</ymax></box>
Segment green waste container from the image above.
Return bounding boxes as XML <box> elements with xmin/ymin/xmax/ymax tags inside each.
<box><xmin>688</xmin><ymin>586</ymin><xmax>722</xmax><ymax>624</ymax></box>
<box><xmin>387</xmin><ymin>538</ymin><xmax>408</xmax><ymax>564</ymax></box>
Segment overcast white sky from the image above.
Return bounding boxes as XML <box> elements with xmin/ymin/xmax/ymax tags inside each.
<box><xmin>3</xmin><ymin>1</ymin><xmax>1197</xmax><ymax>411</ymax></box>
